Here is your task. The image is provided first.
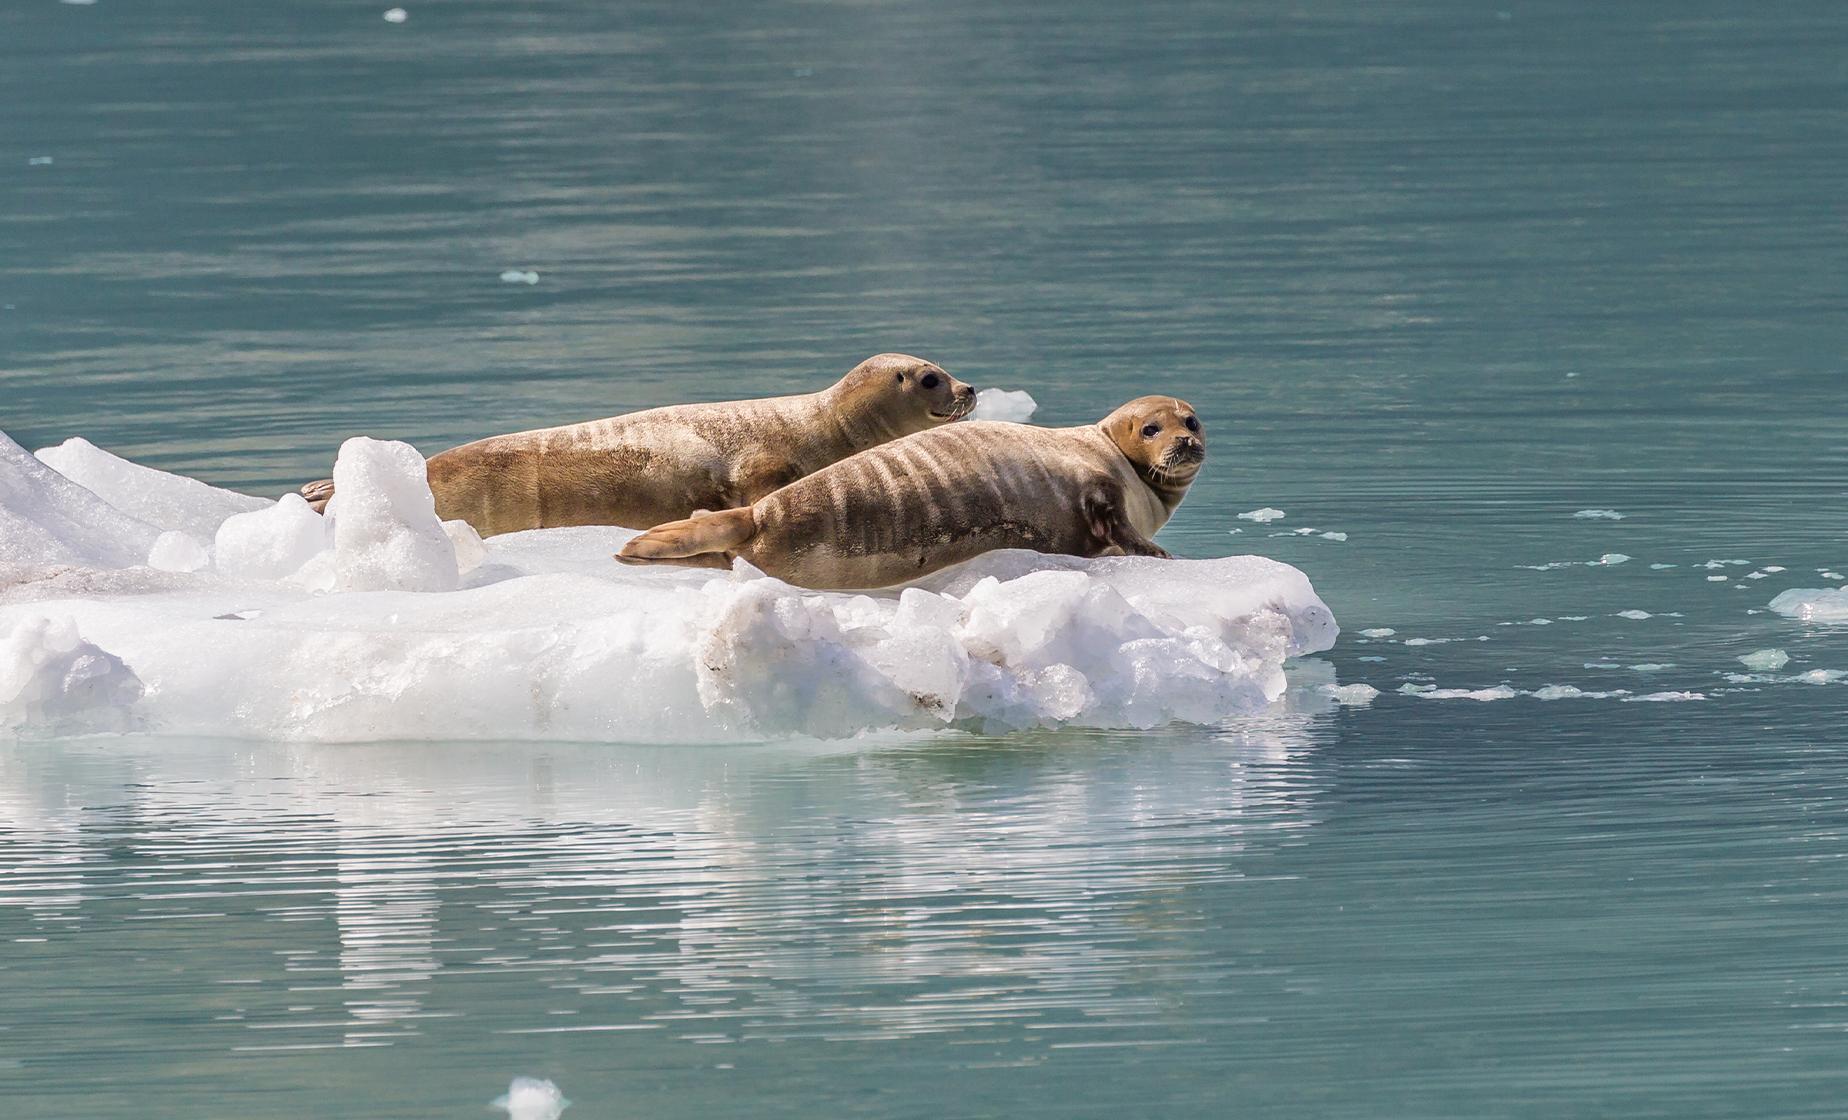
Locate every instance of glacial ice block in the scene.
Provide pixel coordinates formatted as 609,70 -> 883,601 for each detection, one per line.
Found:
0,428 -> 1339,742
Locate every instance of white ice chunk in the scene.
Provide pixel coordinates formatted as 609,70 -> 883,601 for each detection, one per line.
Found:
1238,508 -> 1285,523
383,7 -> 408,22
1320,531 -> 1348,541
1531,685 -> 1629,700
1399,683 -> 1519,702
492,1078 -> 569,1120
36,437 -> 268,539
444,519 -> 486,577
1615,609 -> 1652,620
0,430 -> 160,569
970,388 -> 1038,423
500,269 -> 539,284
1573,509 -> 1625,520
1358,627 -> 1395,638
1739,648 -> 1789,671
1327,683 -> 1379,706
0,615 -> 142,734
1623,691 -> 1705,702
1627,663 -> 1673,671
214,494 -> 330,581
1769,588 -> 1848,625
147,531 -> 211,573
1796,669 -> 1846,685
1596,553 -> 1630,566
331,438 -> 458,593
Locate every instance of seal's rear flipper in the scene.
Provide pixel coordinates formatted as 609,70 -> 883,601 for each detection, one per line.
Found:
616,506 -> 757,568
300,478 -> 335,514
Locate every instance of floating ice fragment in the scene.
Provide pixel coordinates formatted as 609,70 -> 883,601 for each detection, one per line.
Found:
1358,627 -> 1395,638
1559,615 -> 1589,621
1739,649 -> 1789,671
1763,566 -> 1785,573
383,7 -> 408,22
1583,662 -> 1621,669
1290,527 -> 1318,536
1706,575 -> 1728,582
1745,571 -> 1770,580
1823,572 -> 1845,582
1622,691 -> 1705,702
1796,669 -> 1846,685
1319,532 -> 1347,541
493,1078 -> 569,1120
1595,553 -> 1630,566
1769,588 -> 1848,625
499,269 -> 539,284
1358,655 -> 1385,662
970,388 -> 1038,423
1327,683 -> 1379,706
1531,685 -> 1629,700
1627,663 -> 1673,672
1398,683 -> 1519,702
1649,563 -> 1676,570
1237,508 -> 1285,523
28,156 -> 54,165
1573,509 -> 1625,520
1615,610 -> 1652,620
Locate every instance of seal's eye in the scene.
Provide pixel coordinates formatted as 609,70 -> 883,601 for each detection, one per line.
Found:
1183,416 -> 1199,432
920,373 -> 940,390
1141,423 -> 1161,438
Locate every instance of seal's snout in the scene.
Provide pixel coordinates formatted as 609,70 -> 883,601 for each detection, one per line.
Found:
1176,434 -> 1204,458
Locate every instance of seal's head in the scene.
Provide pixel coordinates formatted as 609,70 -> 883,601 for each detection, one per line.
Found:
1101,396 -> 1206,500
837,353 -> 977,432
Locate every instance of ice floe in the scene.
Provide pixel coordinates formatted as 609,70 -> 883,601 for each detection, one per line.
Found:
1573,509 -> 1625,520
1769,588 -> 1848,625
1739,649 -> 1790,671
0,431 -> 1339,741
1237,508 -> 1285,523
493,1078 -> 568,1120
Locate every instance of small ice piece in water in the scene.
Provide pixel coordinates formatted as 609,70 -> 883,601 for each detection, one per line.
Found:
1623,691 -> 1705,703
970,388 -> 1038,423
1528,618 -> 1552,626
1320,531 -> 1348,541
1649,563 -> 1676,570
1290,527 -> 1318,536
1574,509 -> 1625,520
1739,649 -> 1789,671
1238,508 -> 1285,523
500,269 -> 539,284
383,7 -> 408,22
148,530 -> 211,573
1824,572 -> 1845,582
1763,566 -> 1785,573
1358,655 -> 1386,662
1399,683 -> 1519,702
1796,669 -> 1846,685
1769,588 -> 1848,625
1359,628 -> 1396,638
492,1078 -> 569,1120
1328,683 -> 1379,706
1627,663 -> 1673,671
1584,662 -> 1621,670
1595,553 -> 1630,566
28,156 -> 54,165
1615,609 -> 1652,620
1532,685 -> 1628,700
1745,571 -> 1770,580
1226,527 -> 1242,535
1706,575 -> 1728,582
1559,615 -> 1589,621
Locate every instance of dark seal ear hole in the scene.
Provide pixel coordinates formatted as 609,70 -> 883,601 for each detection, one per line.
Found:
920,373 -> 940,390
895,373 -> 905,384
1141,423 -> 1161,438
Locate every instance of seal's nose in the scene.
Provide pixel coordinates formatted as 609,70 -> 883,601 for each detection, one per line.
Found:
955,382 -> 975,401
1177,435 -> 1203,455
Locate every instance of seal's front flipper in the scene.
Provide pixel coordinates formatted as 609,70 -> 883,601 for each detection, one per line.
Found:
616,506 -> 757,567
1082,482 -> 1172,559
300,478 -> 335,514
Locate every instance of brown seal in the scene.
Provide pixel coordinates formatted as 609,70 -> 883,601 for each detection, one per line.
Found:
614,396 -> 1204,590
298,354 -> 974,536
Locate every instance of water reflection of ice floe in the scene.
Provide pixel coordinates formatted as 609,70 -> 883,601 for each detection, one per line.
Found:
1,430 -> 1338,742
0,709 -> 1330,1049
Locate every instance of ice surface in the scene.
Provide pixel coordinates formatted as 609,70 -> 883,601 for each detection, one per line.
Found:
36,436 -> 268,539
492,1078 -> 568,1120
970,388 -> 1038,423
1320,531 -> 1348,542
1739,648 -> 1789,671
1624,691 -> 1705,703
1596,553 -> 1630,566
1359,627 -> 1395,638
383,7 -> 408,22
1616,610 -> 1652,620
1769,588 -> 1848,625
499,269 -> 539,284
1326,683 -> 1379,706
1238,508 -> 1285,523
1573,509 -> 1625,520
0,429 -> 1338,742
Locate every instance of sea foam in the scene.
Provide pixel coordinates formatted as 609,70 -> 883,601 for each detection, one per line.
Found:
0,431 -> 1337,742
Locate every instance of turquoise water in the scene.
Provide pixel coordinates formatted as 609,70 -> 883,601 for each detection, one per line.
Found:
6,0 -> 1848,1115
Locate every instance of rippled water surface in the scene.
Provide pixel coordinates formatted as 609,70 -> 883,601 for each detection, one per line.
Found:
5,0 -> 1848,1115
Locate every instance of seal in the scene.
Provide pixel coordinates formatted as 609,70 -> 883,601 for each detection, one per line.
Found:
298,354 -> 974,536
614,396 -> 1204,590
